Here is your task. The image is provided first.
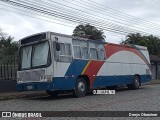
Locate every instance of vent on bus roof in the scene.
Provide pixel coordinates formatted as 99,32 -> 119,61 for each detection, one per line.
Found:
21,33 -> 46,45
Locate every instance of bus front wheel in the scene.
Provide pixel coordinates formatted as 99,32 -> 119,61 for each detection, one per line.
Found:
74,77 -> 87,98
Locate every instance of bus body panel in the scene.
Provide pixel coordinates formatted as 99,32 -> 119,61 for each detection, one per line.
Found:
16,74 -> 151,91
16,32 -> 152,92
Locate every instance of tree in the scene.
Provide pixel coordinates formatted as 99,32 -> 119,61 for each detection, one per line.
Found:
121,33 -> 160,56
121,33 -> 142,44
73,24 -> 106,41
0,30 -> 18,64
0,28 -> 7,39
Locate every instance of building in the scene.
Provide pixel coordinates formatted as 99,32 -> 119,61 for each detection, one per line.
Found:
150,55 -> 160,80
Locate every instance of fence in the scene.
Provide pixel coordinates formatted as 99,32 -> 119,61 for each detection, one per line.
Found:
0,47 -> 18,91
0,63 -> 18,81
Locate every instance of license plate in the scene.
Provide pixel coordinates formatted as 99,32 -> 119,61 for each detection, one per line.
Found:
27,85 -> 33,90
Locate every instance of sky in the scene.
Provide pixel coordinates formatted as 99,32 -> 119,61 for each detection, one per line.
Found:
0,0 -> 160,43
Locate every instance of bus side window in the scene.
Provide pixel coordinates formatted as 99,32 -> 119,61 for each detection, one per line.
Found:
89,42 -> 98,60
90,48 -> 98,59
81,46 -> 89,59
73,39 -> 89,60
89,42 -> 106,60
58,43 -> 72,62
97,49 -> 105,60
73,46 -> 81,58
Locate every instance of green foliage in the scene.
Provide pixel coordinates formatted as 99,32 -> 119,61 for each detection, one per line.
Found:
73,24 -> 106,41
121,33 -> 160,56
0,33 -> 18,64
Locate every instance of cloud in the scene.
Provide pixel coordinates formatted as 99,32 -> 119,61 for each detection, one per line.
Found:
0,10 -> 75,41
0,0 -> 160,43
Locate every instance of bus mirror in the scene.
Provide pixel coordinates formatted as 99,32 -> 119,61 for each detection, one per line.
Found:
56,43 -> 60,51
55,37 -> 60,51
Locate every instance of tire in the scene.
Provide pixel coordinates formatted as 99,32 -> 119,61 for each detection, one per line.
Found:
46,90 -> 58,97
74,77 -> 87,98
127,76 -> 140,90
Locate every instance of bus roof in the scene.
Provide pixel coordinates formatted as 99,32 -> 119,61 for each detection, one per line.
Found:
19,31 -> 147,50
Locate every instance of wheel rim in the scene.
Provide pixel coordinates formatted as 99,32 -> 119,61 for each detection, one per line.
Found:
135,78 -> 139,88
78,82 -> 85,93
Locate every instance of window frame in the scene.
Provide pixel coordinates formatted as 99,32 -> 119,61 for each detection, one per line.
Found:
73,45 -> 82,59
20,45 -> 32,69
89,47 -> 98,60
73,39 -> 89,60
19,40 -> 51,71
72,39 -> 106,61
97,48 -> 106,60
81,46 -> 90,59
58,42 -> 73,63
31,41 -> 50,68
89,42 -> 106,61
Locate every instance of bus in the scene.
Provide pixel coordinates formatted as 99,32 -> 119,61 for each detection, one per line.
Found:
16,32 -> 152,97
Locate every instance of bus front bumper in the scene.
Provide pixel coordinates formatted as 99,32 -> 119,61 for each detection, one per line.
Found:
16,77 -> 76,91
16,82 -> 54,91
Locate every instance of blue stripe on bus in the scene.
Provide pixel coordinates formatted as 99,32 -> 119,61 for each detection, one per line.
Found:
16,75 -> 151,91
65,59 -> 88,77
16,82 -> 54,91
53,77 -> 76,90
92,75 -> 151,88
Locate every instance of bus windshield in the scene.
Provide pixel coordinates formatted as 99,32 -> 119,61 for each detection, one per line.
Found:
20,41 -> 50,70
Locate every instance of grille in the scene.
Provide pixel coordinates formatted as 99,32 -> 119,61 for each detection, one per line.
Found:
18,70 -> 45,82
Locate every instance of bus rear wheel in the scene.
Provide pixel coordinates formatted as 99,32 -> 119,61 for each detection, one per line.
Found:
74,77 -> 87,98
127,76 -> 140,90
46,90 -> 58,97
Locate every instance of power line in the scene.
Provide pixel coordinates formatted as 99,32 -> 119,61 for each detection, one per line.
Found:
60,0 -> 160,31
0,3 -> 125,38
0,2 -> 125,37
85,0 -> 160,28
0,0 -> 131,35
0,3 -> 76,28
4,0 -> 156,35
36,0 -> 160,35
1,0 -> 160,37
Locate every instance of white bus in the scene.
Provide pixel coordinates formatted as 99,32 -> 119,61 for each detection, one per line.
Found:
16,32 -> 152,97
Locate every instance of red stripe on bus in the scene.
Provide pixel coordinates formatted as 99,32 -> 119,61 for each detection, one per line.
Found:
82,60 -> 105,88
105,44 -> 151,70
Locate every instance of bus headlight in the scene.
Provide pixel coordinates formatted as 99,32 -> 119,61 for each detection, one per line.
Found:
17,78 -> 23,84
40,76 -> 52,82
